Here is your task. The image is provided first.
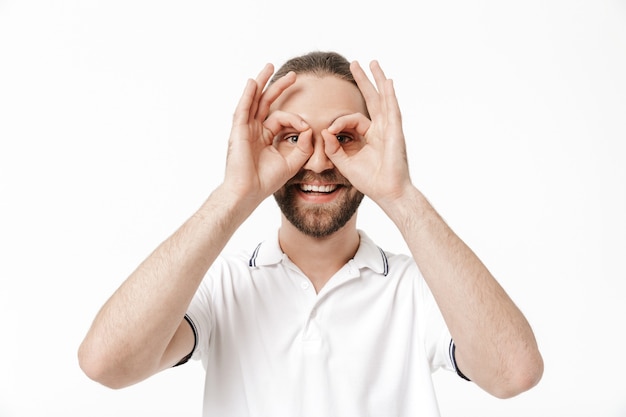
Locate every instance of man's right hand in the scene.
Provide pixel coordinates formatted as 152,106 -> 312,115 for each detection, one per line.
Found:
221,64 -> 313,210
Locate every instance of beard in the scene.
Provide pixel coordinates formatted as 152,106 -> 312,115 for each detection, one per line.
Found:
273,170 -> 364,238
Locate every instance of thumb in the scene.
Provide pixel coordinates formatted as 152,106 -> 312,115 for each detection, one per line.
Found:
322,129 -> 351,170
283,129 -> 314,175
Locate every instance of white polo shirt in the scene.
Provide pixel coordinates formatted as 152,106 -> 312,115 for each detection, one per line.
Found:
186,230 -> 458,417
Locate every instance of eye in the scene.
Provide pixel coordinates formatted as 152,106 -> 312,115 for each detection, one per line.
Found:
336,134 -> 353,144
284,134 -> 299,144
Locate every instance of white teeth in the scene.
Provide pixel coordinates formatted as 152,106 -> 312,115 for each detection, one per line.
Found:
300,184 -> 338,193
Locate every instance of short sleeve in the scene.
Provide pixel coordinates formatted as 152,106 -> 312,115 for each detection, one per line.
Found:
173,315 -> 198,366
449,339 -> 471,381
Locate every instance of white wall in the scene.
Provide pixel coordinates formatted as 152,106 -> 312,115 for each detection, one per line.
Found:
1,0 -> 625,415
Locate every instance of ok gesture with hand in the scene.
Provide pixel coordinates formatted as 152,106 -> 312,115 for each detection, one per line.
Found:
323,60 -> 413,210
223,64 -> 313,209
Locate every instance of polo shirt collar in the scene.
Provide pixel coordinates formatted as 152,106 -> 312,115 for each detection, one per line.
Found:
248,230 -> 389,276
248,231 -> 284,267
353,231 -> 389,276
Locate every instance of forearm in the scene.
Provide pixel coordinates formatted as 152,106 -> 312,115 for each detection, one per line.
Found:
78,63 -> 310,388
381,186 -> 543,398
78,185 -> 254,387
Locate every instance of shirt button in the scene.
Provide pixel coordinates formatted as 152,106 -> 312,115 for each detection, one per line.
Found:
301,281 -> 310,290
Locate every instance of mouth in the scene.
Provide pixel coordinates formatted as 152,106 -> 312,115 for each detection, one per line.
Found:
293,183 -> 345,203
299,184 -> 340,194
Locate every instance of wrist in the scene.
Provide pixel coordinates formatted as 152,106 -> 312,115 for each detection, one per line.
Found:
195,184 -> 260,230
378,185 -> 432,232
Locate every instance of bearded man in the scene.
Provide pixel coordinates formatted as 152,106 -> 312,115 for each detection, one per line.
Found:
78,51 -> 543,417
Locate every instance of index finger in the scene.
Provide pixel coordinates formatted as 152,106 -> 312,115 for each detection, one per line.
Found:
263,110 -> 310,140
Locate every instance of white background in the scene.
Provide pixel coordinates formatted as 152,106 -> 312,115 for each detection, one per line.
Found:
1,0 -> 625,415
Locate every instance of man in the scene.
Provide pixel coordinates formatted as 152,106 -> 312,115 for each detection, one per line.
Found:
78,51 -> 543,416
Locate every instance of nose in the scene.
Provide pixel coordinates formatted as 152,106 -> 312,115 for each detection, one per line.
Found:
303,133 -> 334,173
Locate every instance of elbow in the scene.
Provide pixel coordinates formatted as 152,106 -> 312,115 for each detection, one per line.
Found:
491,350 -> 544,399
77,342 -> 136,390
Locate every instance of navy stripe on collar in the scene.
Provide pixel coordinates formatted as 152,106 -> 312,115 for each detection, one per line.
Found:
249,242 -> 262,267
377,246 -> 389,276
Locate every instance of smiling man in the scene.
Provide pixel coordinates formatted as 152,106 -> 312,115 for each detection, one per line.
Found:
78,51 -> 543,416
272,72 -> 366,244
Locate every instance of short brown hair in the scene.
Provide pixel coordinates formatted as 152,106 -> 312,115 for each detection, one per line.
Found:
270,51 -> 356,86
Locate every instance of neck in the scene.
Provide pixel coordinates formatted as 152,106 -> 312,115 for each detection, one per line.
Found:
278,216 -> 360,293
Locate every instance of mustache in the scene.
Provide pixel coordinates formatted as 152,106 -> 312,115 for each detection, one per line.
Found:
286,169 -> 351,186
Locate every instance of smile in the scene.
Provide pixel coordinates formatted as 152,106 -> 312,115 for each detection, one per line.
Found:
299,184 -> 339,193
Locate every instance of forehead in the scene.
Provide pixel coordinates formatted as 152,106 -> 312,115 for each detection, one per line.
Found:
270,75 -> 366,122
